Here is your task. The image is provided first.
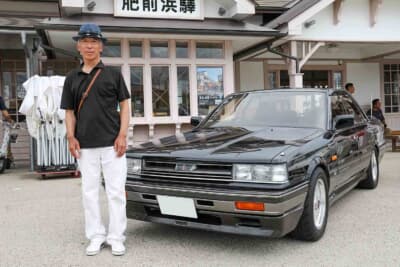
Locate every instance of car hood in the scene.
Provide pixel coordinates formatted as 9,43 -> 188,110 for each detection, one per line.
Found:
128,127 -> 324,163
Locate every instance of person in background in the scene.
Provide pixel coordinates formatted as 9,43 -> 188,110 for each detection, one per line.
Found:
0,95 -> 15,165
345,83 -> 355,94
367,98 -> 391,136
0,96 -> 13,123
367,98 -> 386,127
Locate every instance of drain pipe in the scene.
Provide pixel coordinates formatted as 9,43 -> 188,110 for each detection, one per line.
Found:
266,45 -> 300,73
21,32 -> 31,78
20,31 -> 34,171
233,36 -> 300,73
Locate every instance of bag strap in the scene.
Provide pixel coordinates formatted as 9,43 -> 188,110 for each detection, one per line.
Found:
77,68 -> 102,116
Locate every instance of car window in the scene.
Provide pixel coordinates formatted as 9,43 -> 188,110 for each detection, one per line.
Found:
203,91 -> 327,129
331,94 -> 365,126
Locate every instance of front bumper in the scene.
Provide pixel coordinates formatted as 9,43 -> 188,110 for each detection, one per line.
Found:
126,181 -> 308,237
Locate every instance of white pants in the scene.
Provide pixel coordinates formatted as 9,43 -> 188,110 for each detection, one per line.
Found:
78,146 -> 127,243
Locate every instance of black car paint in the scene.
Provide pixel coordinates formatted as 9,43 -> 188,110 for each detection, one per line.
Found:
125,89 -> 382,237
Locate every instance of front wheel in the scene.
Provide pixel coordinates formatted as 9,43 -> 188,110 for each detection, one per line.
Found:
358,149 -> 379,189
291,167 -> 329,241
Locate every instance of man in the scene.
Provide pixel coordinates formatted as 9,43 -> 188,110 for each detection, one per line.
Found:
0,96 -> 15,166
367,98 -> 387,127
61,24 -> 130,256
345,83 -> 355,94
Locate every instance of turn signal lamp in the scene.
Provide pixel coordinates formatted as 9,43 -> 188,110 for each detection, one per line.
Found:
235,201 -> 265,211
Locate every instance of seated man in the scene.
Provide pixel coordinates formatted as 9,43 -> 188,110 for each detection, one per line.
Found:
367,98 -> 391,136
367,98 -> 386,127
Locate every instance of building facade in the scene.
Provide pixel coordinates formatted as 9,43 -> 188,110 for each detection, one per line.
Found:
35,0 -> 280,145
239,0 -> 400,129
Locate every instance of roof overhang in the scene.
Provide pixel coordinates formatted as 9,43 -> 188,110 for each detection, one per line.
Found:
35,14 -> 284,60
35,15 -> 282,37
0,17 -> 43,31
266,0 -> 331,33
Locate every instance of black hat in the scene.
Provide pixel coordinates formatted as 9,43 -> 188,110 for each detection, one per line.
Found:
72,23 -> 107,42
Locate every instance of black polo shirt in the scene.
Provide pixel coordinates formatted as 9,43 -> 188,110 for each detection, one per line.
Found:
61,61 -> 130,148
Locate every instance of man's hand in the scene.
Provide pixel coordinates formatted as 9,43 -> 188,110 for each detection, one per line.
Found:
114,134 -> 127,157
68,136 -> 81,159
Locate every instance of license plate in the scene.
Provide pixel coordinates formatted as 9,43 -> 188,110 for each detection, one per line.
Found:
157,195 -> 198,219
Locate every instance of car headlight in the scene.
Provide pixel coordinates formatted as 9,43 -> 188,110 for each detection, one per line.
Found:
127,158 -> 142,175
233,164 -> 288,183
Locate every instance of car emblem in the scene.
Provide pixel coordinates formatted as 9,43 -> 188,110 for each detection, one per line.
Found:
175,163 -> 197,172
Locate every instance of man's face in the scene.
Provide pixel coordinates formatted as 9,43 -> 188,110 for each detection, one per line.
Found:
77,37 -> 103,61
376,101 -> 381,109
348,86 -> 355,94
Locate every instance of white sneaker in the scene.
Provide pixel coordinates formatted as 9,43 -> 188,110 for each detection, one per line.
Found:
86,238 -> 105,256
109,241 -> 125,256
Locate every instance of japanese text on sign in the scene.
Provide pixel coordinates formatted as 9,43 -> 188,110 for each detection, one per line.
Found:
114,0 -> 203,20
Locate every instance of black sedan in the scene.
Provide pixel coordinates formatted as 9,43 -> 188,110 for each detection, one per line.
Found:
125,89 -> 384,241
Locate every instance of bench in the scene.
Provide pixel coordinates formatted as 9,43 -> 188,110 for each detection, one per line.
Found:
389,130 -> 400,152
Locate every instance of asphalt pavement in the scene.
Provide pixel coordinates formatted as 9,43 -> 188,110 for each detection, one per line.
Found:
0,153 -> 399,267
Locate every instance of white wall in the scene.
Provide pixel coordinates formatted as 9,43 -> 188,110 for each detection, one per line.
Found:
346,63 -> 380,106
291,0 -> 400,42
239,61 -> 264,91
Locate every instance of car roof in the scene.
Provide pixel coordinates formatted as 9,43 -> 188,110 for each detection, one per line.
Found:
235,88 -> 337,95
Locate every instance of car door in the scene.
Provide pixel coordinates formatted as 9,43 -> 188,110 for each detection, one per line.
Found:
330,93 -> 363,189
345,95 -> 372,172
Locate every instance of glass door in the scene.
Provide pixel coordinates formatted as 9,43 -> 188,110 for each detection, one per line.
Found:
1,60 -> 27,122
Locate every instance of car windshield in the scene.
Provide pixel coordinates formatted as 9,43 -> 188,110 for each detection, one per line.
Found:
201,91 -> 327,129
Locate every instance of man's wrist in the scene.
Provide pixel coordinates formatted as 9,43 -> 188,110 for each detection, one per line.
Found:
118,130 -> 128,138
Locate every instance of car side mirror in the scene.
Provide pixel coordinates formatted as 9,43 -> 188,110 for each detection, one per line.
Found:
190,116 -> 202,127
334,114 -> 354,130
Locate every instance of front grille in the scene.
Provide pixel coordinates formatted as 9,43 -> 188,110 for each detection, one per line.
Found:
141,157 -> 233,183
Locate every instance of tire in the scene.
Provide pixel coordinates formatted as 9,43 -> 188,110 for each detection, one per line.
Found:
0,158 -> 6,174
291,167 -> 329,241
358,149 -> 379,189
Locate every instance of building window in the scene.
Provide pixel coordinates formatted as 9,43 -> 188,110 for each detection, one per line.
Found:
304,71 -> 329,88
151,41 -> 169,58
268,71 -> 277,89
176,41 -> 189,58
129,41 -> 143,58
279,70 -> 330,88
131,66 -> 144,117
333,71 -> 343,90
42,60 -> 79,76
108,65 -> 122,72
1,60 -> 26,121
177,66 -> 190,116
102,40 -> 121,57
197,66 -> 223,116
152,66 -> 170,116
196,42 -> 224,59
383,64 -> 400,113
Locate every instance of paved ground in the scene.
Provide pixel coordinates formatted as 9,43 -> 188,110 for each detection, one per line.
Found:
0,153 -> 399,267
